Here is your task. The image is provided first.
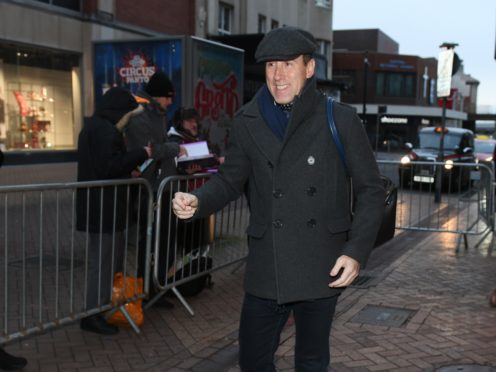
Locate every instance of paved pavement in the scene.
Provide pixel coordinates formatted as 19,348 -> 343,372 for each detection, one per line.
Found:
1,161 -> 496,372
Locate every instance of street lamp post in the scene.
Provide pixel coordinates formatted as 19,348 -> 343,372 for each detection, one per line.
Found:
362,50 -> 369,126
434,42 -> 458,203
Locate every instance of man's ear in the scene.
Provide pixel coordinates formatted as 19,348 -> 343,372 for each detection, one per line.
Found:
305,58 -> 316,79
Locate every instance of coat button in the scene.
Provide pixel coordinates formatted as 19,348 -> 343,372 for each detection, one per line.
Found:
306,186 -> 316,196
273,189 -> 283,198
272,219 -> 283,229
307,219 -> 316,228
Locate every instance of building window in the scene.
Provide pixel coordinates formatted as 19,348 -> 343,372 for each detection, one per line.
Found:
258,14 -> 267,33
376,72 -> 416,97
32,0 -> 81,12
0,43 -> 81,151
271,19 -> 279,30
218,2 -> 233,35
317,40 -> 330,57
334,69 -> 357,94
315,0 -> 331,8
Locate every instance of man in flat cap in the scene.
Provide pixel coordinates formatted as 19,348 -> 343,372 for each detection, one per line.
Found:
172,27 -> 384,371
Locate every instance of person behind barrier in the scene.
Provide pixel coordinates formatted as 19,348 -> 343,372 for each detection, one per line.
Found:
125,71 -> 186,308
76,87 -> 151,335
172,27 -> 385,371
168,108 -> 219,261
168,107 -> 222,173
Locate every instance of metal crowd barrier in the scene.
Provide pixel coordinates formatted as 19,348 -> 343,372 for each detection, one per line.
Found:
0,178 -> 154,344
149,173 -> 249,315
377,159 -> 494,250
3,160 -> 492,342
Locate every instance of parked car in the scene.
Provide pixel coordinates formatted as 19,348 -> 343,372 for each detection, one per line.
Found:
399,127 -> 475,190
474,138 -> 496,163
474,138 -> 496,178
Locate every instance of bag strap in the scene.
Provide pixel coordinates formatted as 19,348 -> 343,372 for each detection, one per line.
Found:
327,97 -> 354,214
326,97 -> 347,173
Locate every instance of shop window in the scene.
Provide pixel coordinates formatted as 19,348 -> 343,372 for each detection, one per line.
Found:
0,44 -> 81,151
218,3 -> 233,35
333,69 -> 356,94
376,72 -> 416,97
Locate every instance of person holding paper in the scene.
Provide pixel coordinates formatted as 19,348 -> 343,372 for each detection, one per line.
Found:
168,108 -> 219,256
168,107 -> 220,174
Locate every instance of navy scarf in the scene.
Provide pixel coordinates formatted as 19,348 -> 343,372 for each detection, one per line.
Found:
257,85 -> 290,142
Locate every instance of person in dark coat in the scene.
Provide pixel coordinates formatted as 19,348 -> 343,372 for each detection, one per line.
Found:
125,72 -> 186,308
172,27 -> 385,371
125,71 -> 186,190
76,87 -> 150,334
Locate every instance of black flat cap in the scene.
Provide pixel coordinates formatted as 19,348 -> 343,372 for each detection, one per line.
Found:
255,26 -> 318,63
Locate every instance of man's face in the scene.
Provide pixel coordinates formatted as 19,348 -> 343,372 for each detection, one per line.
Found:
265,55 -> 315,104
156,96 -> 173,111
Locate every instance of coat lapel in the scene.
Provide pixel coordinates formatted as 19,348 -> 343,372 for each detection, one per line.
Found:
242,97 -> 283,166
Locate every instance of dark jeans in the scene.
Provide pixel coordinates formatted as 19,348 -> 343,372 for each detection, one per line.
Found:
239,293 -> 339,372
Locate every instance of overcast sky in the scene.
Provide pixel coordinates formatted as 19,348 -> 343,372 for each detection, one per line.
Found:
332,0 -> 496,113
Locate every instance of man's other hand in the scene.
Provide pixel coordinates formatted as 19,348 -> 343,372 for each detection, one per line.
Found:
329,255 -> 360,288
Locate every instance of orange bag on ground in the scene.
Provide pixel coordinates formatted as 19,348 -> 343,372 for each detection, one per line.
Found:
107,272 -> 144,327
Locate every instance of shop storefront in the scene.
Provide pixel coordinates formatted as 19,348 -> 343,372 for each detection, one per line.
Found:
364,112 -> 468,153
0,42 -> 81,153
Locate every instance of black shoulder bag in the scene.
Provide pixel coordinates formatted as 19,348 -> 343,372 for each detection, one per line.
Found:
326,97 -> 397,247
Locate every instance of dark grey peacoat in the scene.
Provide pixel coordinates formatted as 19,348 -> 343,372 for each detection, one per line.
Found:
192,77 -> 385,304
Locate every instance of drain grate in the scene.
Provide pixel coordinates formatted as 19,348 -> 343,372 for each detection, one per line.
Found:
350,304 -> 416,327
8,255 -> 84,272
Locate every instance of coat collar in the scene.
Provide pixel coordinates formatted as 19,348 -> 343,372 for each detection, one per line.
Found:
240,77 -> 321,165
283,77 -> 320,145
242,90 -> 282,165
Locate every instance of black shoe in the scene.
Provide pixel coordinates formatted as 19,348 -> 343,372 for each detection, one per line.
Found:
80,315 -> 119,335
0,347 -> 28,371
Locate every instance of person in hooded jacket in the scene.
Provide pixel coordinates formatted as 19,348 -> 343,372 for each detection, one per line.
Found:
76,87 -> 151,335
